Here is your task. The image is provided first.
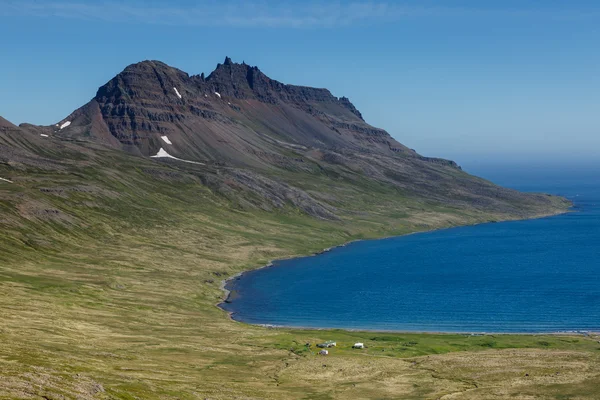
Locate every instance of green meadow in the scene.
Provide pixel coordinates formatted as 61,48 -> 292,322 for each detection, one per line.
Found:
2,144 -> 595,399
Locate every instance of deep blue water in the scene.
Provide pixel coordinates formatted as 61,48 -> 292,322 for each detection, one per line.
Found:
222,169 -> 600,332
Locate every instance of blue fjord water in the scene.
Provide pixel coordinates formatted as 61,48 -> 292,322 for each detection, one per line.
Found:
222,170 -> 600,332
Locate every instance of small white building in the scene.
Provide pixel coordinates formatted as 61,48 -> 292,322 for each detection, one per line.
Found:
353,343 -> 364,349
319,350 -> 329,356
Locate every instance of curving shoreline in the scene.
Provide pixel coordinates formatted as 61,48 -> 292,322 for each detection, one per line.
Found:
217,207 -> 574,334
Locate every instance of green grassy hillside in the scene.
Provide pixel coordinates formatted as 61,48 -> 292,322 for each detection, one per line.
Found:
2,128 -> 595,400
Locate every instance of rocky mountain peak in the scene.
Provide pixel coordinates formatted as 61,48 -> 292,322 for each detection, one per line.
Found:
204,58 -> 274,101
203,58 -> 364,118
93,57 -> 365,121
95,59 -> 190,105
59,57 -> 406,163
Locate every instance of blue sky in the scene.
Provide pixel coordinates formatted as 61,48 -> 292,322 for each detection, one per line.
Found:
1,0 -> 598,165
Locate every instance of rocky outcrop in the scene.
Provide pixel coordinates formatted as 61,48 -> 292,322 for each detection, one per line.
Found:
419,156 -> 462,170
338,97 -> 364,121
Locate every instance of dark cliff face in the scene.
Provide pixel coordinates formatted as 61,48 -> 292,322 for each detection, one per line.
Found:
201,57 -> 363,116
92,61 -> 192,153
60,57 -> 414,166
95,57 -> 363,116
202,58 -> 277,101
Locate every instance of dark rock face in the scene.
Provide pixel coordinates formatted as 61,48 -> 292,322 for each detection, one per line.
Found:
338,97 -> 364,121
63,57 -> 416,167
93,61 -> 192,154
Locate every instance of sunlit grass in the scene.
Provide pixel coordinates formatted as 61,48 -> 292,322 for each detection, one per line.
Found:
0,145 -> 584,399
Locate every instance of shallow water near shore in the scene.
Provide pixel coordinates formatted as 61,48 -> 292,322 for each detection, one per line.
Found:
222,168 -> 600,333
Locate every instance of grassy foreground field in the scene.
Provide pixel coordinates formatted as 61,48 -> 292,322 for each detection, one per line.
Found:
2,142 -> 597,399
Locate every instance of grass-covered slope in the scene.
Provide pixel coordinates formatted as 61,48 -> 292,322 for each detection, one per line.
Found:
1,122 -> 594,400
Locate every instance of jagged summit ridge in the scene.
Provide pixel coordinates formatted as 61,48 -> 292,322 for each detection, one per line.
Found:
59,57 -> 406,163
97,57 -> 364,118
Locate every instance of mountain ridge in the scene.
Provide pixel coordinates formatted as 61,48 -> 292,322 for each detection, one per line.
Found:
49,57 -> 414,165
1,57 -> 570,223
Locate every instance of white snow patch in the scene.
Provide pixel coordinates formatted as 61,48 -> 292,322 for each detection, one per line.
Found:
173,87 -> 182,99
40,134 -> 49,137
215,92 -> 221,98
204,94 -> 208,98
228,102 -> 231,105
59,121 -> 71,129
0,177 -> 13,183
161,135 -> 172,145
151,148 -> 205,165
152,148 -> 174,159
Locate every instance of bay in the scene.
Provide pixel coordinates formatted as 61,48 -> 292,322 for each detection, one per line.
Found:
222,168 -> 600,333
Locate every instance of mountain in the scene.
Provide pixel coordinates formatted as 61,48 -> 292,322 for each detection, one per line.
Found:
55,57 -> 413,165
0,58 -> 573,399
14,56 -> 564,220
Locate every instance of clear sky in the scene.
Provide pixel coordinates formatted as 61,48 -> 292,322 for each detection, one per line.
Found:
1,0 -> 598,165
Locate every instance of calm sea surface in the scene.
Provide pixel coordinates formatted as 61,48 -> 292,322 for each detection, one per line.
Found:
222,168 -> 600,332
